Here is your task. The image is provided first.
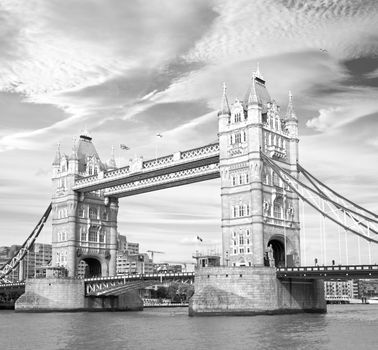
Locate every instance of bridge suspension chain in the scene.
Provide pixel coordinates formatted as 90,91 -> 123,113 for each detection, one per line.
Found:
261,153 -> 378,244
0,203 -> 52,284
298,164 -> 378,222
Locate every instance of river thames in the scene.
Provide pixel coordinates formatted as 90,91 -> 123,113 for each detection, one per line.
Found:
1,304 -> 378,349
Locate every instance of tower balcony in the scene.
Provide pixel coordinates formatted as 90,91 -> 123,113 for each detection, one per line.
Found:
266,145 -> 286,159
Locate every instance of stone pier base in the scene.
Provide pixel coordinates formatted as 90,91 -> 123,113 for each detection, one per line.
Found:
189,267 -> 326,316
15,278 -> 143,312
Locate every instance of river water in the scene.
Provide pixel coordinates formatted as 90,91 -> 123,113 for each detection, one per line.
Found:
1,305 -> 378,350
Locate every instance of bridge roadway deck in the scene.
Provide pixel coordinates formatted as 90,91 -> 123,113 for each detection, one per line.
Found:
277,264 -> 378,279
3,266 -> 378,294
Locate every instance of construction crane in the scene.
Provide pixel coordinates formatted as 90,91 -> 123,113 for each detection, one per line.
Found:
147,250 -> 164,262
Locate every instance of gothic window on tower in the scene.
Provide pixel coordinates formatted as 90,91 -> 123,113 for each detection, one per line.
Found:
88,165 -> 93,175
235,113 -> 242,123
235,132 -> 241,144
78,206 -> 85,218
273,198 -> 283,219
239,205 -> 245,217
239,235 -> 244,245
88,226 -> 98,242
89,207 -> 98,220
99,229 -> 105,243
232,176 -> 236,186
245,173 -> 249,183
80,227 -> 87,241
232,206 -> 237,218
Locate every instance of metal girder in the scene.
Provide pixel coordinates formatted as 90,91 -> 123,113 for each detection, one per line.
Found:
261,153 -> 378,244
0,204 -> 52,283
104,163 -> 220,198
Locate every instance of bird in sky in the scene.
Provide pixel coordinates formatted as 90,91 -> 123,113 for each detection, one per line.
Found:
319,48 -> 328,53
156,133 -> 163,138
120,144 -> 130,150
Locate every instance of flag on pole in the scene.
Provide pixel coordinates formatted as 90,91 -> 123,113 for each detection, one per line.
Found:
120,144 -> 130,150
196,235 -> 203,242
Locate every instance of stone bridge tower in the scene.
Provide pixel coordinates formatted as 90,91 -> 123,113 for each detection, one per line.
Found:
218,68 -> 300,268
51,132 -> 118,278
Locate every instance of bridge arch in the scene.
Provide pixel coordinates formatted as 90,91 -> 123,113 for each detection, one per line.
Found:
267,236 -> 285,267
78,257 -> 103,278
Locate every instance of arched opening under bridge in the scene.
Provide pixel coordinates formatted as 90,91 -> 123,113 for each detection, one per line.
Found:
267,239 -> 285,267
80,258 -> 102,278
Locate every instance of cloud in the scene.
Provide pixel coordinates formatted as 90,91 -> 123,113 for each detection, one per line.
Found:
305,91 -> 378,132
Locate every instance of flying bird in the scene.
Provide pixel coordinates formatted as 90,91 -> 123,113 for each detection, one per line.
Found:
120,144 -> 130,150
156,133 -> 163,138
320,48 -> 328,53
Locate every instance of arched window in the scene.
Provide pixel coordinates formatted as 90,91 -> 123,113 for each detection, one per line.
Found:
89,207 -> 97,219
239,174 -> 243,185
245,173 -> 249,183
232,176 -> 236,186
88,227 -> 97,242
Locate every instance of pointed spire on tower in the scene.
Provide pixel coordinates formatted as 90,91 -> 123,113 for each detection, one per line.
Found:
286,90 -> 297,121
255,62 -> 264,80
70,137 -> 78,160
80,127 -> 92,141
248,75 -> 261,107
52,143 -> 61,165
218,82 -> 231,116
108,145 -> 117,170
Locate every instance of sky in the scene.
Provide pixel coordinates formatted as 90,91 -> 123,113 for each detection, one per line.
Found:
0,0 -> 378,266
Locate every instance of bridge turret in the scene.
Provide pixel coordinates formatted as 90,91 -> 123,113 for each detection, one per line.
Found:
218,82 -> 231,132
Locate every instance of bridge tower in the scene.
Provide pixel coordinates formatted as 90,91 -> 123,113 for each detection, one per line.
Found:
51,131 -> 118,278
218,68 -> 300,268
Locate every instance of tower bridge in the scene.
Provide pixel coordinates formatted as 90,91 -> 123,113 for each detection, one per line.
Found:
1,66 -> 378,315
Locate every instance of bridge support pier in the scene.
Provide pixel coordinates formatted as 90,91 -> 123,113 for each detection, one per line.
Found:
189,267 -> 326,316
15,278 -> 143,312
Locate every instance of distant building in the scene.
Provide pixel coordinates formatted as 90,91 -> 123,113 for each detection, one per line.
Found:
0,243 -> 52,280
324,280 -> 358,302
116,253 -> 152,274
153,263 -> 183,274
117,234 -> 139,254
